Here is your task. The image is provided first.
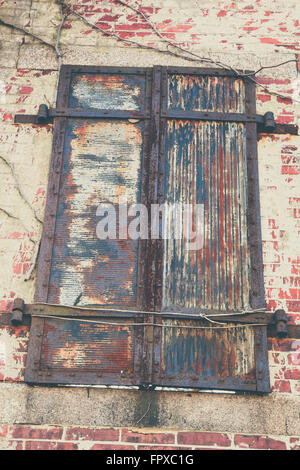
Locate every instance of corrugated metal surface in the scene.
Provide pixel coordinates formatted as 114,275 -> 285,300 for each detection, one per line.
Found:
40,318 -> 134,372
159,322 -> 255,379
47,118 -> 144,307
168,74 -> 245,113
162,120 -> 250,312
25,66 -> 269,391
70,73 -> 146,111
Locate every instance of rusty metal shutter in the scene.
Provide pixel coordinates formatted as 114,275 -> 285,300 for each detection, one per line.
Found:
25,67 -> 153,386
147,68 -> 268,392
25,66 -> 269,392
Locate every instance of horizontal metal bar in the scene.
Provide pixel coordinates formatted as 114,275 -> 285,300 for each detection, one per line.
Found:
152,375 -> 257,392
163,110 -> 253,122
162,111 -> 298,135
14,114 -> 42,124
61,64 -> 151,75
258,123 -> 298,135
31,304 -> 138,319
1,310 -> 300,337
14,109 -> 149,124
51,109 -> 149,119
4,300 -> 273,323
165,66 -> 254,77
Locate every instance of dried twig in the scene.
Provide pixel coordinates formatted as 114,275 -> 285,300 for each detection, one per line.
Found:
0,155 -> 43,225
0,18 -> 56,51
55,1 -> 68,70
24,239 -> 41,281
62,0 -> 299,104
114,0 -> 242,75
0,2 -> 298,103
0,207 -> 36,245
115,0 -> 298,78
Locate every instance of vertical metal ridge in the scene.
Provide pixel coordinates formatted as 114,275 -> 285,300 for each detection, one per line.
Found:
162,120 -> 250,313
168,75 -> 245,113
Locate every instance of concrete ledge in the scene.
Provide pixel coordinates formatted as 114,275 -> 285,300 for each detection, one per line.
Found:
1,383 -> 299,436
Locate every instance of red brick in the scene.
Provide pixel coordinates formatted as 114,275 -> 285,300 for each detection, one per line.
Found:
91,444 -> 135,450
234,435 -> 287,450
0,425 -> 8,438
11,425 -> 63,440
115,23 -> 151,31
282,166 -> 300,175
122,429 -> 175,444
65,427 -> 119,441
268,339 -> 300,352
287,301 -> 300,312
290,438 -> 300,450
177,432 -> 231,447
6,440 -> 24,450
288,353 -> 300,365
25,441 -> 78,450
260,37 -> 280,44
257,94 -> 271,102
272,380 -> 291,393
284,368 -> 300,380
19,86 -> 33,94
137,446 -> 190,450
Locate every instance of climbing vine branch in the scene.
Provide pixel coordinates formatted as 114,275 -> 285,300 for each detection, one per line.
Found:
0,0 -> 299,103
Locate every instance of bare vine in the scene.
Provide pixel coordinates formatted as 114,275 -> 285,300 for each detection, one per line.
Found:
0,0 -> 299,103
61,0 -> 300,104
0,207 -> 36,245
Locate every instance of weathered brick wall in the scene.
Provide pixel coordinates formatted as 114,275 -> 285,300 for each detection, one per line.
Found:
1,424 -> 299,450
0,0 -> 299,450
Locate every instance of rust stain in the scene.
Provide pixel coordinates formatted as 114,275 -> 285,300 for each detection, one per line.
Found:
70,73 -> 146,111
160,321 -> 255,379
168,74 -> 245,113
41,319 -> 134,372
162,120 -> 250,312
47,119 -> 144,307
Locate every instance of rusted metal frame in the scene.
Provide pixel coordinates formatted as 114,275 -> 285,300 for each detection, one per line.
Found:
149,67 -> 169,386
155,67 -> 169,312
162,110 -> 250,122
138,66 -> 163,386
3,310 -> 300,340
245,79 -> 270,392
135,70 -> 153,384
164,111 -> 298,135
7,301 -> 274,322
60,65 -> 152,75
34,118 -> 67,303
57,109 -> 149,119
257,123 -> 298,136
14,112 -> 298,137
245,79 -> 265,310
14,109 -> 149,125
31,304 -> 137,318
27,66 -> 153,386
26,369 -> 140,387
25,116 -> 68,383
152,374 -> 257,392
253,325 -> 270,392
165,66 -> 253,77
133,69 -> 152,310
